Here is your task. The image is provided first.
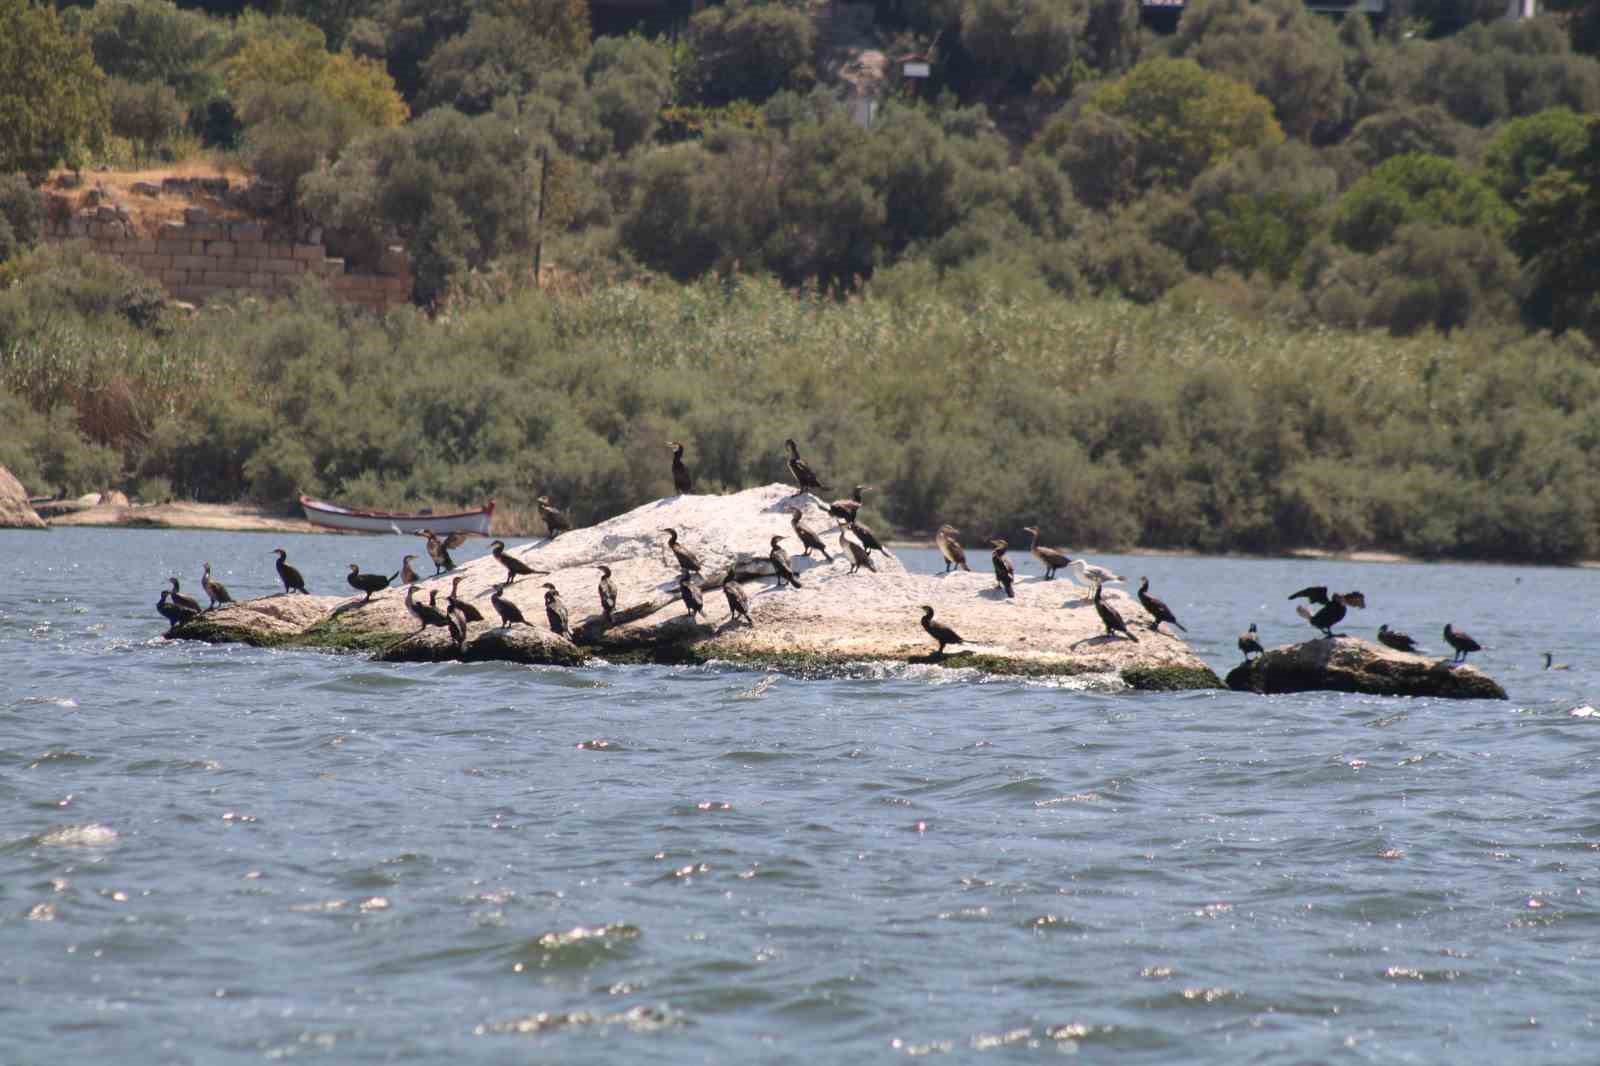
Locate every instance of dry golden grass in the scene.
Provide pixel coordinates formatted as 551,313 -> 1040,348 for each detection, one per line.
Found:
48,159 -> 257,237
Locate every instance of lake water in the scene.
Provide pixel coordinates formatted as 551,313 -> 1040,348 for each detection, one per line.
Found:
3,528 -> 1598,1064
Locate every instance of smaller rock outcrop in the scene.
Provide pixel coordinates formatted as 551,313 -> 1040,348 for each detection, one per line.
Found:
1225,636 -> 1506,700
0,465 -> 45,529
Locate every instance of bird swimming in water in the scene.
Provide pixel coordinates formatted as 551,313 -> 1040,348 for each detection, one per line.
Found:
990,539 -> 1015,599
537,496 -> 572,539
1543,652 -> 1570,671
723,572 -> 753,626
678,573 -> 706,621
597,566 -> 618,626
398,554 -> 422,585
768,536 -> 802,590
787,507 -> 831,561
1238,622 -> 1263,661
542,583 -> 571,639
1293,588 -> 1364,638
919,605 -> 965,656
828,485 -> 870,523
489,583 -> 531,630
1093,581 -> 1138,642
200,563 -> 232,609
1021,527 -> 1072,581
1136,577 -> 1186,634
418,529 -> 466,574
405,585 -> 451,635
667,441 -> 693,495
167,577 -> 203,616
783,438 -> 828,495
1068,558 -> 1122,590
157,588 -> 199,627
271,549 -> 307,594
347,564 -> 391,603
935,525 -> 969,573
490,540 -> 544,584
1443,623 -> 1482,664
1376,624 -> 1422,654
662,528 -> 703,575
448,576 -> 484,623
837,523 -> 876,574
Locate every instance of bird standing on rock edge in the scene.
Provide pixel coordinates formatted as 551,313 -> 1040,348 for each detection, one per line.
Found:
347,564 -> 391,603
1093,581 -> 1138,642
784,438 -> 828,495
935,525 -> 969,573
1136,577 -> 1186,634
489,583 -> 531,630
398,554 -> 422,585
919,605 -> 965,657
723,573 -> 753,626
405,585 -> 451,635
157,588 -> 198,627
678,573 -> 706,621
490,540 -> 544,584
837,523 -> 876,574
1021,527 -> 1071,581
1376,624 -> 1421,654
662,528 -> 703,575
271,549 -> 307,594
537,496 -> 572,540
201,563 -> 232,609
418,529 -> 465,575
667,441 -> 693,495
1292,587 -> 1365,638
448,577 -> 484,623
597,566 -> 618,626
168,577 -> 203,616
788,507 -> 832,561
828,485 -> 870,524
1238,623 -> 1263,661
1443,623 -> 1482,664
542,583 -> 571,639
990,540 -> 1015,599
768,536 -> 802,590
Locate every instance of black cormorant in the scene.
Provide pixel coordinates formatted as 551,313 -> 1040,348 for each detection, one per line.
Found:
935,525 -> 969,573
919,605 -> 965,656
1295,590 -> 1364,638
157,588 -> 199,627
405,585 -> 451,635
1238,622 -> 1263,661
490,539 -> 544,583
1443,623 -> 1482,664
768,536 -> 802,590
668,441 -> 693,495
168,577 -> 203,616
271,549 -> 307,594
837,523 -> 876,574
783,438 -> 828,494
828,485 -> 870,523
597,565 -> 618,626
448,576 -> 485,623
542,583 -> 571,638
419,529 -> 466,574
990,540 -> 1015,599
1021,527 -> 1072,581
537,496 -> 572,539
201,563 -> 232,609
848,518 -> 892,558
662,528 -> 703,575
347,564 -> 390,602
787,507 -> 831,560
723,574 -> 753,626
1137,577 -> 1187,634
446,602 -> 468,649
678,573 -> 706,621
398,554 -> 422,585
489,583 -> 531,630
1094,581 -> 1138,642
1377,624 -> 1421,654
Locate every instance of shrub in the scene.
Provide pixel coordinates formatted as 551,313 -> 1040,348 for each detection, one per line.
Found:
0,0 -> 110,180
1032,107 -> 1137,210
416,13 -> 558,115
586,36 -> 674,154
0,173 -> 43,265
1482,106 -> 1590,204
685,1 -> 815,106
959,0 -> 1088,90
108,77 -> 187,159
1331,152 -> 1512,254
72,0 -> 225,104
1341,104 -> 1474,169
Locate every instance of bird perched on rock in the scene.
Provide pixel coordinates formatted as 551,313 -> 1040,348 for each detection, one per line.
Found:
405,585 -> 451,635
828,485 -> 870,523
1093,581 -> 1138,642
667,441 -> 693,495
1022,527 -> 1072,581
1292,587 -> 1365,638
448,576 -> 484,623
347,564 -> 391,603
446,602 -> 469,650
723,573 -> 753,626
787,507 -> 831,560
662,528 -> 703,575
490,540 -> 544,584
271,549 -> 307,594
1377,624 -> 1422,654
935,525 -> 969,573
597,565 -> 618,626
848,518 -> 892,558
157,588 -> 199,627
837,523 -> 876,574
1137,577 -> 1186,634
768,536 -> 802,590
990,539 -> 1015,599
537,496 -> 572,539
919,605 -> 965,656
1068,558 -> 1122,590
418,529 -> 466,574
398,554 -> 422,585
167,577 -> 203,616
784,438 -> 828,495
678,573 -> 706,621
1238,622 -> 1263,661
489,583 -> 531,630
200,563 -> 232,609
1443,623 -> 1482,664
542,583 -> 570,639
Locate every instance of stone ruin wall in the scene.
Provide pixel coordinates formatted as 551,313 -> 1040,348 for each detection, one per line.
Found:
39,178 -> 413,314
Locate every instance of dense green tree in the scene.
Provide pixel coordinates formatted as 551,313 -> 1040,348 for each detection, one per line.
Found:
685,0 -> 815,106
1341,104 -> 1473,170
1399,18 -> 1600,126
1512,116 -> 1600,336
1482,106 -> 1589,204
1331,152 -> 1512,254
959,0 -> 1087,90
70,0 -> 224,103
1184,141 -> 1337,279
1033,107 -> 1137,210
585,35 -> 673,154
415,13 -> 556,114
0,172 -> 43,264
108,76 -> 187,158
0,0 -> 110,180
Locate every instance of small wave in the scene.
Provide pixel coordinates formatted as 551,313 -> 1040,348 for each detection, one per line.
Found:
18,696 -> 78,708
475,1004 -> 680,1036
37,824 -> 117,848
1570,705 -> 1599,718
506,923 -> 642,972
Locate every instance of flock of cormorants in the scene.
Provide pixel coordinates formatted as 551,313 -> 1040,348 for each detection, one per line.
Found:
152,438 -> 1506,667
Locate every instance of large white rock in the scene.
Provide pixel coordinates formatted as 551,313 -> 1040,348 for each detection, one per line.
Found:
0,465 -> 45,529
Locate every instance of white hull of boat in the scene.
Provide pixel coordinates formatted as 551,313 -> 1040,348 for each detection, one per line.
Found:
298,496 -> 494,536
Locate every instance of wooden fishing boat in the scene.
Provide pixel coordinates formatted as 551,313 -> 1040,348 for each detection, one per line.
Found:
298,495 -> 495,536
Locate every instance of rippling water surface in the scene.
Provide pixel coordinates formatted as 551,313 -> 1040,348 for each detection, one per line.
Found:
4,528 -> 1599,1063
